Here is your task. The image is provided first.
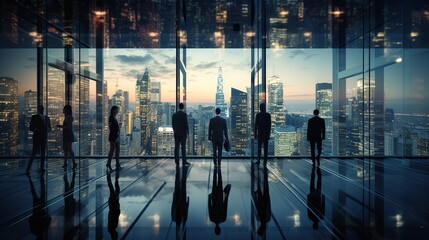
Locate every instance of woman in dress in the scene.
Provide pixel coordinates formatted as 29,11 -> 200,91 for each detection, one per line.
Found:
58,105 -> 77,169
106,106 -> 121,171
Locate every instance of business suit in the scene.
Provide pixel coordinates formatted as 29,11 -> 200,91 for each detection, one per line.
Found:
307,115 -> 325,166
27,113 -> 51,172
172,109 -> 189,164
208,168 -> 231,235
208,115 -> 228,166
255,110 -> 271,164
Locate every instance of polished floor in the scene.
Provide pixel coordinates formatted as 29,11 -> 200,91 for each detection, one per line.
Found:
0,157 -> 428,239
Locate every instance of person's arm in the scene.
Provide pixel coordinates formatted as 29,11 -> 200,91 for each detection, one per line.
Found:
307,119 -> 311,141
321,119 -> 326,140
224,119 -> 229,140
47,116 -> 52,131
29,116 -> 35,131
208,119 -> 212,141
254,114 -> 258,140
268,113 -> 272,138
185,114 -> 189,136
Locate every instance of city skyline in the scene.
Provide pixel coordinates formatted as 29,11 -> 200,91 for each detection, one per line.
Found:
1,48 -> 334,106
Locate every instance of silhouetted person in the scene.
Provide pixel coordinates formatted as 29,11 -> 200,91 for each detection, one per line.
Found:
307,167 -> 325,230
107,106 -> 121,172
254,103 -> 271,165
57,105 -> 77,169
307,109 -> 325,166
253,166 -> 272,236
27,174 -> 51,239
63,170 -> 77,239
208,168 -> 231,235
172,103 -> 190,166
107,171 -> 121,240
171,165 -> 189,234
26,105 -> 51,173
208,108 -> 229,167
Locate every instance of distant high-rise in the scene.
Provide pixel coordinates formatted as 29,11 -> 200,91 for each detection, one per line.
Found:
157,126 -> 174,156
315,82 -> 332,155
0,77 -> 18,155
23,90 -> 37,154
230,88 -> 248,155
47,68 -> 65,156
151,82 -> 161,103
274,125 -> 297,156
215,67 -> 227,118
136,69 -> 151,153
268,75 -> 285,127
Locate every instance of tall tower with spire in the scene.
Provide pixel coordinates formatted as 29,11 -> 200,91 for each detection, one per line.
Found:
215,67 -> 227,117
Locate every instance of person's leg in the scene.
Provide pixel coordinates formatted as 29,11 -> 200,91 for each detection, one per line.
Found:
212,142 -> 217,165
217,141 -> 223,166
174,135 -> 180,164
63,142 -> 69,168
316,141 -> 322,166
40,143 -> 46,171
263,140 -> 269,165
180,136 -> 187,164
310,141 -> 316,165
26,144 -> 38,172
106,141 -> 115,170
115,142 -> 121,168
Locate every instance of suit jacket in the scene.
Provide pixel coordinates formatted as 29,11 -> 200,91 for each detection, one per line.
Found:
307,116 -> 325,142
29,114 -> 51,143
255,112 -> 271,141
208,116 -> 228,142
172,110 -> 189,137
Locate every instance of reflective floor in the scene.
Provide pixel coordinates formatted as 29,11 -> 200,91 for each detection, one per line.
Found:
0,157 -> 428,239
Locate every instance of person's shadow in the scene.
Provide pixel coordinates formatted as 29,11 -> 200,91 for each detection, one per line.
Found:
63,170 -> 77,239
171,165 -> 190,239
107,171 -> 121,240
253,166 -> 271,236
307,166 -> 325,230
27,173 -> 51,239
208,167 -> 231,235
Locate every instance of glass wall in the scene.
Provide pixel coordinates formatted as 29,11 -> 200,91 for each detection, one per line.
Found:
0,0 -> 428,159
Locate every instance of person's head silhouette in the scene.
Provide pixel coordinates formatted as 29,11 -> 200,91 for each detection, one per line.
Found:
260,103 -> 266,113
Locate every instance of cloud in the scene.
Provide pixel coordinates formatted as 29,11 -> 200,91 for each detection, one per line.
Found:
289,49 -> 313,60
115,54 -> 159,65
194,61 -> 218,70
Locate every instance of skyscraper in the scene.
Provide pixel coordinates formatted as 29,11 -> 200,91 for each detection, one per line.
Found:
230,88 -> 248,155
0,77 -> 18,155
315,83 -> 332,155
268,75 -> 285,127
215,67 -> 227,118
136,69 -> 151,154
23,90 -> 37,154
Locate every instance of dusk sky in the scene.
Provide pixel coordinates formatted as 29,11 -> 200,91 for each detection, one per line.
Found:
2,48 -> 333,104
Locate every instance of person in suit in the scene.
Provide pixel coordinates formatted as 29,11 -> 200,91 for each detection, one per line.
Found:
307,109 -> 325,166
307,167 -> 325,230
27,174 -> 51,239
208,107 -> 229,167
172,103 -> 190,165
26,105 -> 52,173
107,171 -> 121,239
254,103 -> 271,165
57,105 -> 77,169
208,168 -> 231,235
107,106 -> 121,172
171,165 -> 189,235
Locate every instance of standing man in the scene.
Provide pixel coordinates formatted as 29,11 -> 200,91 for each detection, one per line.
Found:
172,103 -> 190,165
26,105 -> 51,173
254,103 -> 271,165
208,107 -> 229,167
307,109 -> 325,166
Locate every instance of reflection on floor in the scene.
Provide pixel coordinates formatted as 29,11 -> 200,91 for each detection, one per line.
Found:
0,157 -> 428,239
